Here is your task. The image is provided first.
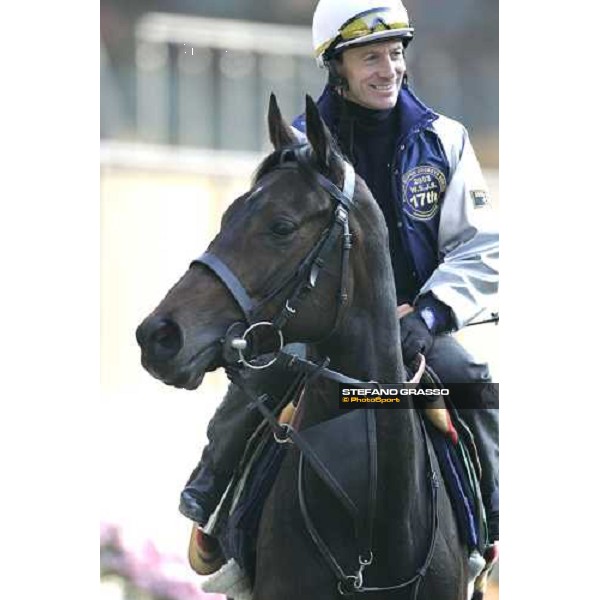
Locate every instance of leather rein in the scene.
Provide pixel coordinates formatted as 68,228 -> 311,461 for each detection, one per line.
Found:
190,145 -> 439,597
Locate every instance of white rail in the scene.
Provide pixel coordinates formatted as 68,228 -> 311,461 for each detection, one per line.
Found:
136,13 -> 312,56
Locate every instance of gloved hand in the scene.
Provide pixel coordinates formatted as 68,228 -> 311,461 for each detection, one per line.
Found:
400,311 -> 434,363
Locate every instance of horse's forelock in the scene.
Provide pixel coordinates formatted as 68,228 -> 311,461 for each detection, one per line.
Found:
252,150 -> 284,184
252,142 -> 346,191
252,145 -> 307,184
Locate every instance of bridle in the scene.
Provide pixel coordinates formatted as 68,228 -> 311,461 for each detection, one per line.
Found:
191,144 -> 356,369
190,144 -> 439,598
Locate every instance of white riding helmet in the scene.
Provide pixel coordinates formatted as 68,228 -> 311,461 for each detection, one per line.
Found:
313,0 -> 414,67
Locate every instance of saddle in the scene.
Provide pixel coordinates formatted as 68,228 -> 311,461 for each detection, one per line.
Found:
206,368 -> 487,586
409,363 -> 488,555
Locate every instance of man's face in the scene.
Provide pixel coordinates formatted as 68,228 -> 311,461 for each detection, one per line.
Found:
336,40 -> 406,110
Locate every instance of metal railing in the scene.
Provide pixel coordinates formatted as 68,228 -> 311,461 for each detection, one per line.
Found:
134,13 -> 323,151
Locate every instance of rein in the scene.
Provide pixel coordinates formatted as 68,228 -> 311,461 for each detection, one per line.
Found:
192,144 -> 439,597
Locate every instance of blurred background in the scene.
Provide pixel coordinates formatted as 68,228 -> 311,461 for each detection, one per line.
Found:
100,1 -> 498,599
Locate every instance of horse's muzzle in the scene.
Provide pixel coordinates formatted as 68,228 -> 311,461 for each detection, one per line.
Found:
136,315 -> 224,389
136,316 -> 184,363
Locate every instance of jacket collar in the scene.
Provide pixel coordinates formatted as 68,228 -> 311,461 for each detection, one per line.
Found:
309,81 -> 438,143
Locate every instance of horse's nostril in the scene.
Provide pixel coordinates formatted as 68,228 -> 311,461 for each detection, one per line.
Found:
137,317 -> 183,363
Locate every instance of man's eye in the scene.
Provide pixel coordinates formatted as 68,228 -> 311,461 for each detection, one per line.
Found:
271,220 -> 297,236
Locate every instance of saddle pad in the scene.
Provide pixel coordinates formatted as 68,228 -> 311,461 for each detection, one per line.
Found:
426,421 -> 485,553
208,398 -> 289,538
222,431 -> 286,584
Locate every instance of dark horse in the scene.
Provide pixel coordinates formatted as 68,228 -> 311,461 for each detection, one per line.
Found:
136,95 -> 469,599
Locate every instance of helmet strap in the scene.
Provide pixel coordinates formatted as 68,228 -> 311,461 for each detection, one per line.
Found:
325,57 -> 349,94
338,97 -> 356,164
324,59 -> 354,161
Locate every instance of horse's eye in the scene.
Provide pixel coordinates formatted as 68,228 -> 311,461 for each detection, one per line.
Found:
270,220 -> 297,237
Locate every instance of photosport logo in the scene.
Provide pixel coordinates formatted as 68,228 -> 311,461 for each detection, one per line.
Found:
338,384 -> 499,409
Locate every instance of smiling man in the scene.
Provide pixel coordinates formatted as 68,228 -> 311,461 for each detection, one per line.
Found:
334,40 -> 406,110
292,0 -> 500,552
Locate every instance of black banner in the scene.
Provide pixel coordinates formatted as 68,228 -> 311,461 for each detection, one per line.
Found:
337,383 -> 499,410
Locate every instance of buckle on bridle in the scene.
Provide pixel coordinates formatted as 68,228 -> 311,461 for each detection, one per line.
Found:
335,205 -> 349,224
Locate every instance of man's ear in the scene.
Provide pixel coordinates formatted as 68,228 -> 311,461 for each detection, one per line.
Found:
305,94 -> 341,174
268,93 -> 297,149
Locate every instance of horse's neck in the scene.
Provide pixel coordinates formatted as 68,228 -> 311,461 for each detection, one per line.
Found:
300,218 -> 423,472
302,288 -> 404,424
318,296 -> 403,384
320,222 -> 405,384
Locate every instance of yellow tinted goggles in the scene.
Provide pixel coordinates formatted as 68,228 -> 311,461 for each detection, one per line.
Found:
316,9 -> 411,58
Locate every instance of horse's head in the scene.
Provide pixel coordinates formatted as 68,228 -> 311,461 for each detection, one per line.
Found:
136,94 -> 393,389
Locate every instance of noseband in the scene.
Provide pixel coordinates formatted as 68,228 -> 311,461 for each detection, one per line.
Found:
190,145 -> 356,369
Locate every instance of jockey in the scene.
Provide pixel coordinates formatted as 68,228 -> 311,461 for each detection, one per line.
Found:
298,0 -> 499,545
181,0 -> 499,574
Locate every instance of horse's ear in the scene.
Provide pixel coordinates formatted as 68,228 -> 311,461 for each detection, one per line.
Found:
305,94 -> 338,172
268,93 -> 296,149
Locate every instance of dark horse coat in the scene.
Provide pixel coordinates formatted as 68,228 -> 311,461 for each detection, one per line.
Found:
137,94 -> 468,599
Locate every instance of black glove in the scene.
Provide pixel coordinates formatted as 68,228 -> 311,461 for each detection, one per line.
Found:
400,311 -> 434,363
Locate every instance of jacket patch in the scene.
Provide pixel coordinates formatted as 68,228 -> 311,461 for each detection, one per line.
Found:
402,165 -> 446,221
470,189 -> 489,208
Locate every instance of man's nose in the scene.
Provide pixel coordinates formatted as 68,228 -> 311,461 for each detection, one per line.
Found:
378,56 -> 396,78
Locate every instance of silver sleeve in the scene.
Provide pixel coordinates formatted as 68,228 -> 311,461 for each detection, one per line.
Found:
417,116 -> 499,329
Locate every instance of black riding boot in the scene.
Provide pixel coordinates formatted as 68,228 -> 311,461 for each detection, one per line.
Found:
180,345 -> 307,526
179,380 -> 265,525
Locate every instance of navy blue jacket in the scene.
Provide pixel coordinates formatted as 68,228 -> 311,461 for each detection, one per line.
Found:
292,82 -> 499,332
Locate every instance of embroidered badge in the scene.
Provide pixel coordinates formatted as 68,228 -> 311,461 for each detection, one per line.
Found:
470,189 -> 490,208
402,165 -> 446,221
